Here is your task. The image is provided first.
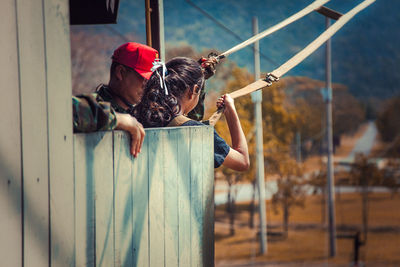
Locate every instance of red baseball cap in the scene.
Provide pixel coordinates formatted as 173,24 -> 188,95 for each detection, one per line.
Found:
111,42 -> 159,80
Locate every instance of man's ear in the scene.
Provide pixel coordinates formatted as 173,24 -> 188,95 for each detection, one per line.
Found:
115,65 -> 124,81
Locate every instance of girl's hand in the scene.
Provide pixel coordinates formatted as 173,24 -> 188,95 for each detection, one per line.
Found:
216,94 -> 235,113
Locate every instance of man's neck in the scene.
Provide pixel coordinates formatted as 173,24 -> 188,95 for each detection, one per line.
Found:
98,84 -> 134,114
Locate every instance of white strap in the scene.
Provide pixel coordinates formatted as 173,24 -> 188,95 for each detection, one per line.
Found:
220,0 -> 330,58
151,59 -> 169,95
209,0 -> 376,126
271,0 -> 375,78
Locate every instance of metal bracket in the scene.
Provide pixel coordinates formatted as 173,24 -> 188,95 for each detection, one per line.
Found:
320,87 -> 332,102
264,73 -> 279,86
207,52 -> 221,64
315,6 -> 343,21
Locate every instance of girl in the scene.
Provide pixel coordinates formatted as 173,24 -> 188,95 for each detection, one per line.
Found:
134,57 -> 249,171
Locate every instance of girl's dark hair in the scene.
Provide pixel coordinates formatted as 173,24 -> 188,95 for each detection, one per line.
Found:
134,57 -> 204,127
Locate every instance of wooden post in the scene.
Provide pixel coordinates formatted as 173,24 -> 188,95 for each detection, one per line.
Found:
145,0 -> 164,59
0,0 -> 23,266
0,0 -> 74,265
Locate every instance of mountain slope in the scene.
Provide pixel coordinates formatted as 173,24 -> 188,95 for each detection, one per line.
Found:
163,0 -> 399,99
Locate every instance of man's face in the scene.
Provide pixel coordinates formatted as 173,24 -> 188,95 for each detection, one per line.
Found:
121,66 -> 146,104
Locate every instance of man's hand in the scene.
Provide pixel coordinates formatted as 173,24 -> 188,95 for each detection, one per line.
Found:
115,113 -> 145,157
198,56 -> 218,80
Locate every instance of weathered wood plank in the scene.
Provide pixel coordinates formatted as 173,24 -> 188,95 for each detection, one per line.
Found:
202,126 -> 215,266
93,132 -> 114,267
177,127 -> 191,267
0,0 -> 22,266
74,134 -> 96,267
132,132 -> 150,267
113,131 -> 133,267
42,0 -> 75,265
190,127 -> 203,267
163,129 -> 179,267
16,0 -> 49,265
73,127 -> 214,267
148,129 -> 165,267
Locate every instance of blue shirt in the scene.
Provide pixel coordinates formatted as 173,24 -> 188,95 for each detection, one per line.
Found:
182,120 -> 230,168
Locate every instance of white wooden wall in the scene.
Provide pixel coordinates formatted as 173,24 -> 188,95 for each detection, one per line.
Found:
0,0 -> 74,266
0,0 -> 215,265
73,128 -> 215,267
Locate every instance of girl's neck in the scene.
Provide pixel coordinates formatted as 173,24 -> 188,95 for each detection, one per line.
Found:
180,102 -> 191,116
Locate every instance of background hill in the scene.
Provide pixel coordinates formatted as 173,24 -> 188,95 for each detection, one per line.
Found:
71,0 -> 399,99
162,0 -> 399,99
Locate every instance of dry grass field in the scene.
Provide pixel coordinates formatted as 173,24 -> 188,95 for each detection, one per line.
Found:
215,193 -> 400,266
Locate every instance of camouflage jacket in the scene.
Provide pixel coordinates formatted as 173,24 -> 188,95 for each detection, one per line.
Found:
73,84 -> 132,133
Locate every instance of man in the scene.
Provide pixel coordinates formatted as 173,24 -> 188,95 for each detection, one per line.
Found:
73,42 -> 159,157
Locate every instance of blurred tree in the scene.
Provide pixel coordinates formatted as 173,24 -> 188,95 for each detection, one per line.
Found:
70,30 -> 128,95
215,67 -> 308,236
350,153 -> 383,242
308,167 -> 327,225
381,159 -> 400,198
283,76 -> 366,157
270,155 -> 305,236
221,168 -> 242,236
376,97 -> 400,156
214,65 -> 255,234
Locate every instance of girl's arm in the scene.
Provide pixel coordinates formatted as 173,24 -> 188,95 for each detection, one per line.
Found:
217,94 -> 250,171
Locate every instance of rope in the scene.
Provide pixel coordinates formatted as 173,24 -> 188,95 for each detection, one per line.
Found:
208,0 -> 376,126
220,0 -> 331,58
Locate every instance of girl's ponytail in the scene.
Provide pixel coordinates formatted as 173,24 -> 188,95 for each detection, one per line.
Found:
135,57 -> 204,127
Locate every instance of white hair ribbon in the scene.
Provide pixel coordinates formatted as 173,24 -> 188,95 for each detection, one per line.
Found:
151,59 -> 169,95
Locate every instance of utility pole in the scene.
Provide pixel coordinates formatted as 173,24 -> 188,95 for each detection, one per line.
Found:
325,16 -> 337,257
315,6 -> 342,257
251,16 -> 267,255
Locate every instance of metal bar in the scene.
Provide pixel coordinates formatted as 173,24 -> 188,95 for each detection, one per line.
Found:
315,6 -> 343,20
145,0 -> 152,47
156,0 -> 165,61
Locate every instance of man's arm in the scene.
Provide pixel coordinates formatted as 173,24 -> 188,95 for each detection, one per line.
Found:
72,95 -> 145,157
115,113 -> 145,158
73,94 -> 117,132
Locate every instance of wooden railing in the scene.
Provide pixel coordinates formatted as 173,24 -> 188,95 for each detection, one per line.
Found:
73,126 -> 214,266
